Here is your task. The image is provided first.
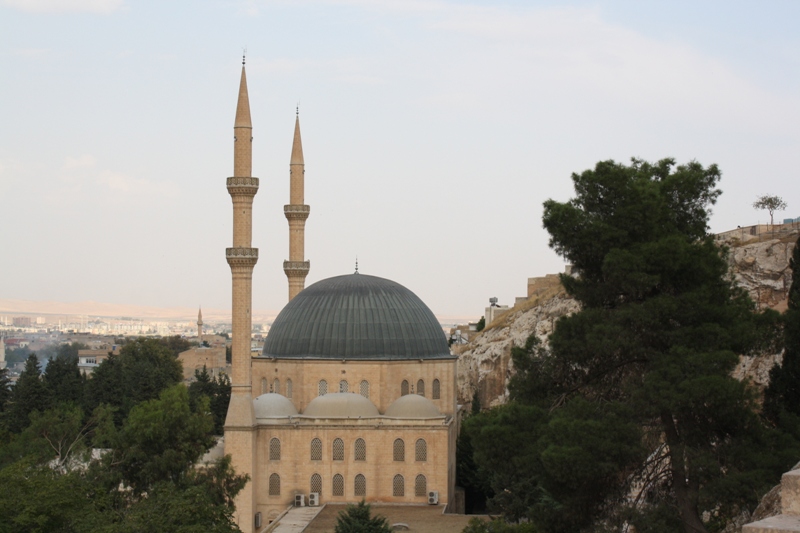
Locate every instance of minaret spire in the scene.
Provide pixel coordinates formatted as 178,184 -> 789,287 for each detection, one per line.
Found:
197,307 -> 203,343
283,109 -> 311,301
223,59 -> 258,532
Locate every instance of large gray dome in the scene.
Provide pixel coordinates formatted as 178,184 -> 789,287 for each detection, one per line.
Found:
262,273 -> 451,360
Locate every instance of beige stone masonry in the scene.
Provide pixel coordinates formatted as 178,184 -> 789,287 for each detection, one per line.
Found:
743,468 -> 800,533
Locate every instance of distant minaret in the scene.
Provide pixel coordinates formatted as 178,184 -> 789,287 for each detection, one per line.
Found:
0,335 -> 5,370
223,57 -> 258,531
197,307 -> 203,343
283,109 -> 310,301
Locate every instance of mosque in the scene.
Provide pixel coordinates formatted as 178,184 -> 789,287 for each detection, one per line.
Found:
221,61 -> 459,531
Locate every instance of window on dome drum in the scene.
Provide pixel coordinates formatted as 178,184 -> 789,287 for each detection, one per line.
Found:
269,473 -> 280,496
269,438 -> 281,461
417,379 -> 425,396
432,379 -> 440,400
333,438 -> 344,461
393,439 -> 405,462
360,380 -> 369,398
354,474 -> 366,497
261,378 -> 267,395
311,473 -> 322,495
393,474 -> 405,497
286,378 -> 293,398
311,438 -> 322,461
273,378 -> 280,395
401,380 -> 409,396
415,439 -> 427,462
415,474 -> 427,497
339,379 -> 348,393
333,474 -> 344,496
318,380 -> 328,396
355,438 -> 366,461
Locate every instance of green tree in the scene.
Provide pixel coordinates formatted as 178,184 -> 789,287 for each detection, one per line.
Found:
4,354 -> 49,434
0,367 -> 12,414
764,234 -> 800,425
536,158 -> 792,532
752,195 -> 787,226
334,500 -> 392,533
189,367 -> 231,435
108,384 -> 215,494
84,337 -> 183,426
476,316 -> 486,332
462,517 -> 541,533
43,352 -> 84,407
161,335 -> 193,358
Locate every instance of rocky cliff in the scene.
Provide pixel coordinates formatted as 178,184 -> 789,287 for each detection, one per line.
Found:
457,228 -> 799,408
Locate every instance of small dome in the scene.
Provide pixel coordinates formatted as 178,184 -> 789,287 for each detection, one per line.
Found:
303,392 -> 380,418
253,393 -> 299,418
384,394 -> 442,418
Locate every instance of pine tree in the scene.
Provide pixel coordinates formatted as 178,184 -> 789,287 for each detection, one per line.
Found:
334,500 -> 391,533
5,354 -> 49,434
536,158 -> 791,532
43,352 -> 83,407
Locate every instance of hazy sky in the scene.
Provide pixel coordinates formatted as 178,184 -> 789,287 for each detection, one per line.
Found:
1,0 -> 799,319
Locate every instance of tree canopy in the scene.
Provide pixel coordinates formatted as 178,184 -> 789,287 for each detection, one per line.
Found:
752,195 -> 788,225
334,500 -> 392,533
461,159 -> 798,533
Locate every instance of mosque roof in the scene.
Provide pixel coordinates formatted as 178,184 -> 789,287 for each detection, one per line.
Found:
261,273 -> 452,361
253,393 -> 299,418
302,392 -> 380,418
384,394 -> 443,418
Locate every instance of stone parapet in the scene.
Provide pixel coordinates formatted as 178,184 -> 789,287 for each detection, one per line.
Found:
227,177 -> 260,196
284,204 -> 310,220
743,468 -> 800,532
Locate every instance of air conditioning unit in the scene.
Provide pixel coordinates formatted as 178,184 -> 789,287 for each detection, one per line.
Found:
254,512 -> 262,529
309,492 -> 320,506
295,494 -> 305,507
428,491 -> 439,505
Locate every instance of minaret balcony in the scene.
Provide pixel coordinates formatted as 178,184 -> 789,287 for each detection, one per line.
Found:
226,177 -> 260,196
226,247 -> 259,267
284,204 -> 310,220
283,260 -> 311,274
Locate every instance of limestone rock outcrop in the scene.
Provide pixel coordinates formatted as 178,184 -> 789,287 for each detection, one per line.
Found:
457,229 -> 798,409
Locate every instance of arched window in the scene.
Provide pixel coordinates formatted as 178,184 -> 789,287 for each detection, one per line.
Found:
311,438 -> 322,461
432,379 -> 440,400
273,378 -> 280,395
333,438 -> 344,461
269,438 -> 281,461
339,379 -> 348,393
417,379 -> 425,396
415,439 -> 427,462
333,474 -> 344,496
354,474 -> 366,497
261,378 -> 267,394
415,474 -> 427,497
354,438 -> 366,461
269,473 -> 280,496
286,378 -> 293,398
393,438 -> 405,462
318,379 -> 328,396
393,474 -> 405,497
401,380 -> 409,396
360,380 -> 369,398
311,473 -> 322,495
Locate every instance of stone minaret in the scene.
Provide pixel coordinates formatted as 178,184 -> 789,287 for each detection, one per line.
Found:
283,110 -> 310,301
224,59 -> 258,532
196,307 -> 203,343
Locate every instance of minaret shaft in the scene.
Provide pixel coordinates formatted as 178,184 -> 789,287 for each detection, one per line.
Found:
284,114 -> 310,301
225,65 -> 258,417
224,63 -> 258,533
